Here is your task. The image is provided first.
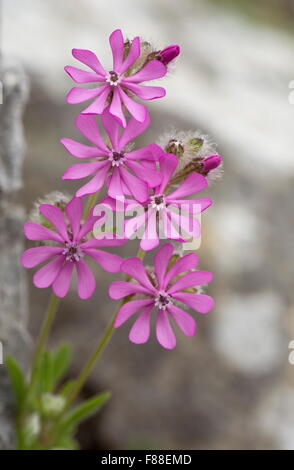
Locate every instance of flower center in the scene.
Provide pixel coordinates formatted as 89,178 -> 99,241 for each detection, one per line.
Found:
62,242 -> 83,262
106,70 -> 120,87
150,194 -> 166,211
109,150 -> 125,167
154,291 -> 172,310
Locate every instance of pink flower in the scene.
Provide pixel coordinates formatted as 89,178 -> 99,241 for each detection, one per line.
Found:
65,29 -> 167,127
61,109 -> 163,203
21,198 -> 126,299
109,243 -> 214,349
104,153 -> 211,250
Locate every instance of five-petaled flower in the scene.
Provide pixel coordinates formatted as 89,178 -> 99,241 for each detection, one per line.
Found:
109,243 -> 214,349
21,198 -> 126,299
65,29 -> 168,127
103,153 -> 212,250
61,108 -> 163,202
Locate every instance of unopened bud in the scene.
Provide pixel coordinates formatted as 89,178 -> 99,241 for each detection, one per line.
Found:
157,44 -> 180,65
188,137 -> 204,153
24,413 -> 41,441
165,138 -> 184,157
40,393 -> 66,417
201,154 -> 222,174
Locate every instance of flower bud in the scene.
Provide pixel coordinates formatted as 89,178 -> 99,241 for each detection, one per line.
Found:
187,137 -> 204,153
157,45 -> 180,65
23,413 -> 41,441
165,138 -> 184,157
40,393 -> 66,417
201,154 -> 222,175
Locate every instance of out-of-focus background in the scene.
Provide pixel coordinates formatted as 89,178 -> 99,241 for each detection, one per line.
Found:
2,0 -> 294,449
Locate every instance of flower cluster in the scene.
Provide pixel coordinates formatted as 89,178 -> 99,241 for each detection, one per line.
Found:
22,29 -> 220,349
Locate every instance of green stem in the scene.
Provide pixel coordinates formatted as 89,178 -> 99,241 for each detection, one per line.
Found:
29,293 -> 60,388
65,247 -> 146,408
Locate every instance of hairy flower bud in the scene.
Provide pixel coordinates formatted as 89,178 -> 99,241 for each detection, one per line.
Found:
23,413 -> 41,441
40,393 -> 66,417
157,130 -> 220,185
201,154 -> 222,175
165,138 -> 185,157
157,44 -> 180,65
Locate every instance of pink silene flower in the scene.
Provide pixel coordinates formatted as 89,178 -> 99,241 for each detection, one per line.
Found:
61,109 -> 163,203
21,198 -> 126,299
109,243 -> 214,349
103,153 -> 212,250
65,29 -> 168,127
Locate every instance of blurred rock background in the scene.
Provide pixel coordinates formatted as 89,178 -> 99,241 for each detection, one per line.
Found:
2,0 -> 294,449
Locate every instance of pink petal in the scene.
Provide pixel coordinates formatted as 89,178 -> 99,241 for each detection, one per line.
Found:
167,173 -> 208,199
33,256 -> 64,288
124,210 -> 147,240
75,114 -> 109,152
167,208 -> 201,240
108,168 -> 123,199
39,204 -> 69,241
109,29 -> 124,72
65,198 -> 83,241
84,248 -> 123,273
123,82 -> 166,100
126,143 -> 164,161
125,160 -> 161,187
119,166 -> 149,203
109,88 -> 126,128
140,209 -> 159,251
126,60 -> 167,83
129,304 -> 153,344
24,221 -> 64,244
163,253 -> 198,289
154,243 -> 174,289
161,208 -> 186,242
75,259 -> 96,299
76,164 -> 110,197
166,197 -> 212,213
172,292 -> 215,314
62,161 -> 107,180
109,281 -> 151,299
120,257 -> 156,292
64,66 -> 102,83
81,236 -> 126,248
21,246 -> 63,268
52,262 -> 74,298
167,305 -> 196,337
66,87 -> 102,104
81,84 -> 110,115
61,138 -> 105,159
101,107 -> 120,149
114,298 -> 153,328
156,309 -> 176,350
118,87 -> 147,123
167,271 -> 213,294
72,48 -> 106,76
157,154 -> 178,193
119,36 -> 140,75
118,113 -> 150,149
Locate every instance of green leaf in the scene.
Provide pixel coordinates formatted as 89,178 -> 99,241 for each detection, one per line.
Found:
52,344 -> 72,385
5,356 -> 27,409
60,391 -> 111,431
